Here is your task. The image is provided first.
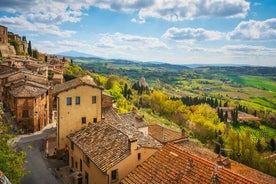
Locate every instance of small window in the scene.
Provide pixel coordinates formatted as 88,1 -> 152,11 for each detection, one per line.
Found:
76,96 -> 80,105
82,117 -> 86,124
92,96 -> 96,104
67,97 -> 72,105
71,141 -> 74,150
93,118 -> 97,123
71,157 -> 74,168
80,159 -> 82,171
111,169 -> 118,182
138,153 -> 141,160
22,110 -> 29,118
75,161 -> 78,169
85,172 -> 89,184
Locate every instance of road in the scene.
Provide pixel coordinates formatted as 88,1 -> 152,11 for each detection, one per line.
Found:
15,126 -> 66,184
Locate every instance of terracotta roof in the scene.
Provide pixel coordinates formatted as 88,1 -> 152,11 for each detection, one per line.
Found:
53,75 -> 101,95
4,79 -> 49,89
9,84 -> 47,97
119,112 -> 148,129
121,143 -> 257,184
103,108 -> 162,149
68,122 -> 130,173
149,124 -> 186,144
175,141 -> 276,184
5,70 -> 48,85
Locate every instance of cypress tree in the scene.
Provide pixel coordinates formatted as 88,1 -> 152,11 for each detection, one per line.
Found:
28,41 -> 32,56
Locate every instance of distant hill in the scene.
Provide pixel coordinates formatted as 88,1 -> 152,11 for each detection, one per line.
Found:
185,63 -> 251,68
55,50 -> 96,58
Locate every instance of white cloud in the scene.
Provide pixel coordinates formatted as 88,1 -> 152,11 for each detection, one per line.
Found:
163,27 -> 225,42
0,0 -> 250,25
131,18 -> 146,24
222,45 -> 276,56
138,0 -> 250,21
228,18 -> 276,40
0,16 -> 75,37
96,32 -> 168,50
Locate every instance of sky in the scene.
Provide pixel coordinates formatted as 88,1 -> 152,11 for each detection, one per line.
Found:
0,0 -> 275,66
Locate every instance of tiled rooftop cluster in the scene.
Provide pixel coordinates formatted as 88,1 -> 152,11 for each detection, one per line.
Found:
68,108 -> 162,173
103,108 -> 162,149
121,143 -> 257,184
1,70 -> 49,98
175,142 -> 276,184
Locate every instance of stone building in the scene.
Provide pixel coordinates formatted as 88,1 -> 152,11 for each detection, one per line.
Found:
0,25 -> 8,45
0,70 -> 50,132
8,32 -> 28,54
0,25 -> 16,57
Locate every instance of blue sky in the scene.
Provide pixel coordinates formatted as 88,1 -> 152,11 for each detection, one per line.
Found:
0,0 -> 275,66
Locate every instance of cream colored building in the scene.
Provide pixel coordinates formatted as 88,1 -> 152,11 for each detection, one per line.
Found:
52,76 -> 103,150
67,108 -> 162,184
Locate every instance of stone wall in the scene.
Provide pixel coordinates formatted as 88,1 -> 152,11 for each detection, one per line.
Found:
0,45 -> 16,57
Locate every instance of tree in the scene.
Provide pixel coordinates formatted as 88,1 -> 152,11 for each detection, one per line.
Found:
270,138 -> 275,152
28,41 -> 32,56
0,104 -> 26,183
256,139 -> 263,152
32,49 -> 39,59
44,55 -> 48,62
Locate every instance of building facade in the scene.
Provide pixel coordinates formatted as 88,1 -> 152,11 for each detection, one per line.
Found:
0,25 -> 8,45
52,76 -> 103,150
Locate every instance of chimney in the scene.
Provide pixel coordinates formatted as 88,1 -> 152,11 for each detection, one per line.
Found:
128,137 -> 138,152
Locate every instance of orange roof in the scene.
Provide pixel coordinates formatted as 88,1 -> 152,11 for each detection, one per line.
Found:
121,143 -> 257,184
53,75 -> 102,95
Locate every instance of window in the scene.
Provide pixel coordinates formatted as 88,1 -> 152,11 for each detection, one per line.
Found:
67,97 -> 72,105
82,117 -> 86,124
93,118 -> 97,123
138,153 -> 141,160
80,159 -> 82,171
22,110 -> 29,118
92,96 -> 96,104
111,169 -> 118,182
85,172 -> 89,184
76,96 -> 80,105
84,155 -> 90,167
70,141 -> 74,150
71,157 -> 74,168
75,161 -> 78,169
